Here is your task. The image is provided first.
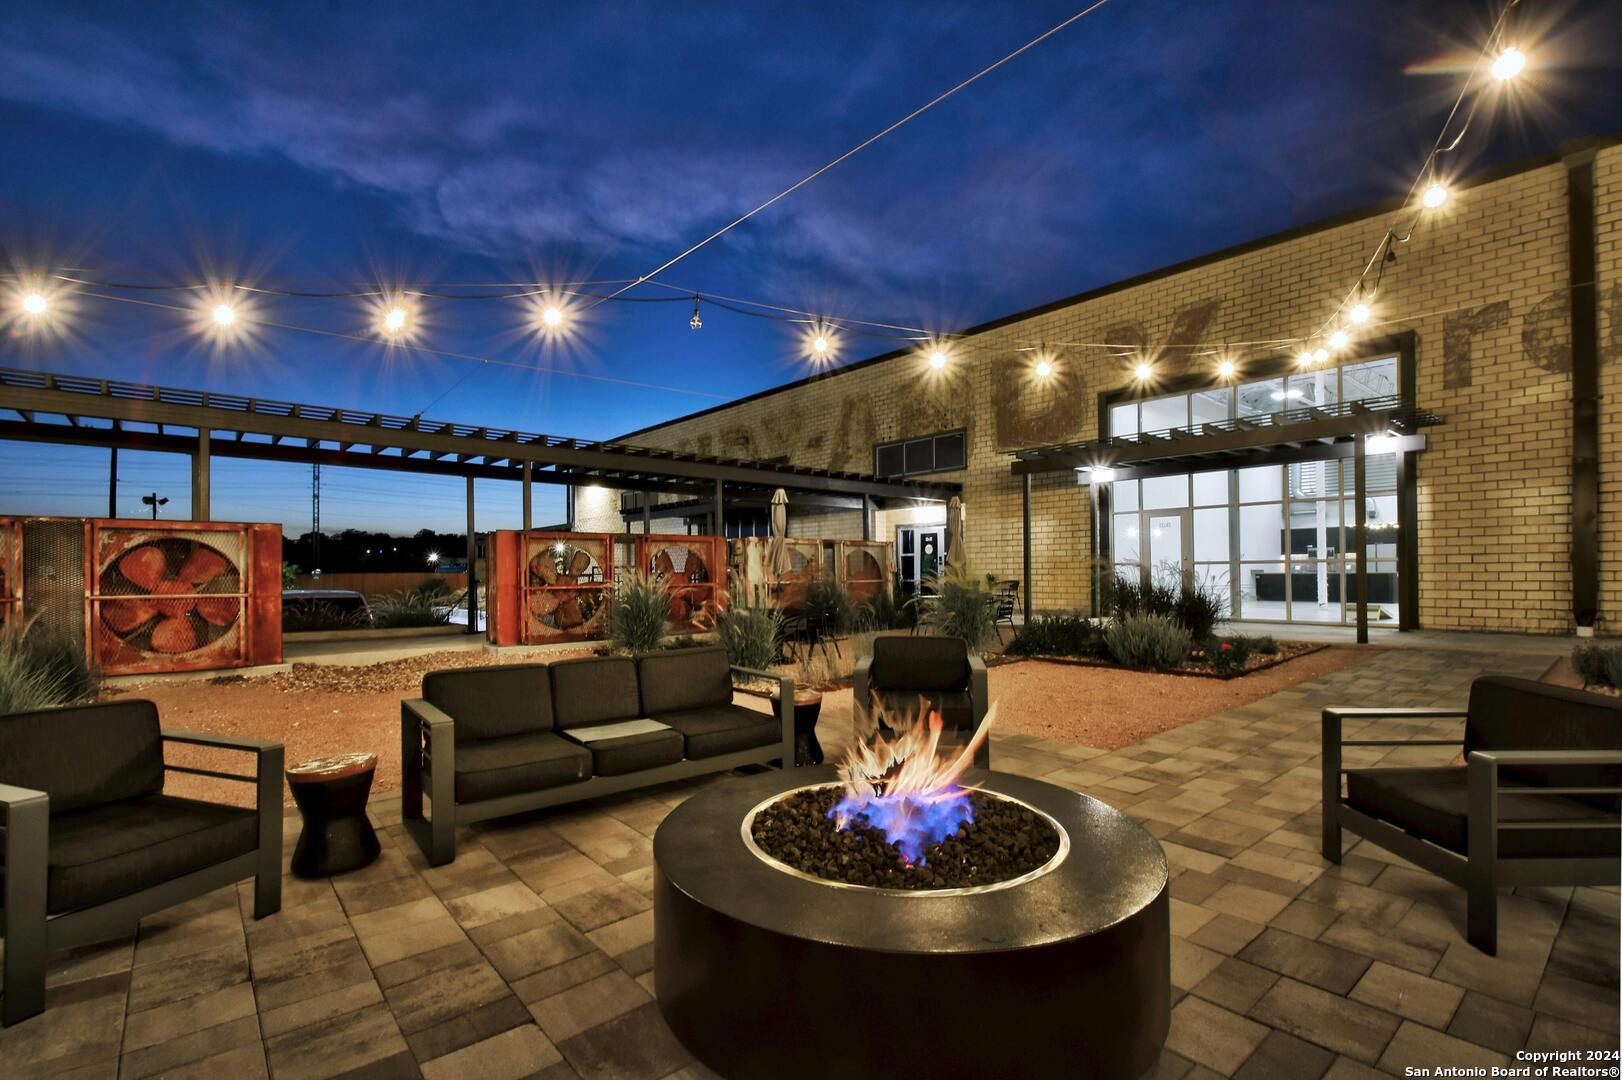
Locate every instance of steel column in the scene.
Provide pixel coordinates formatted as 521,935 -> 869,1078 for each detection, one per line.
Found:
521,460 -> 532,530
862,494 -> 874,541
713,478 -> 724,537
1022,473 -> 1034,625
107,447 -> 118,518
643,495 -> 652,534
465,477 -> 478,634
1567,150 -> 1599,629
1354,434 -> 1368,645
191,429 -> 211,521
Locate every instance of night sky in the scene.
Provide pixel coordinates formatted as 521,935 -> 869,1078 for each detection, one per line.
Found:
2,0 -> 1618,535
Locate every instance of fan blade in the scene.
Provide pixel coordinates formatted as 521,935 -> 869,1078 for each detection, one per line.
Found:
102,598 -> 158,634
118,545 -> 169,591
150,614 -> 199,653
196,597 -> 239,626
177,545 -> 230,586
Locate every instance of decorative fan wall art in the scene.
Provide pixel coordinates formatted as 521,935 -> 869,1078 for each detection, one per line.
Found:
639,535 -> 725,632
522,535 -> 610,641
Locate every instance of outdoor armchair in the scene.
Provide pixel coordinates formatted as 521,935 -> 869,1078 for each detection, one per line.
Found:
853,634 -> 990,768
1322,675 -> 1620,955
0,700 -> 283,1026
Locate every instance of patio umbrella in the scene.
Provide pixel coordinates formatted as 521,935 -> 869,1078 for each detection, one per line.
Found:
766,488 -> 792,582
945,496 -> 966,572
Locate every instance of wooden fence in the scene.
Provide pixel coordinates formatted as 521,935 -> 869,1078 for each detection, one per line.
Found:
290,571 -> 468,596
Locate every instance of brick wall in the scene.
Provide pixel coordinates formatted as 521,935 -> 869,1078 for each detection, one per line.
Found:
578,145 -> 1622,635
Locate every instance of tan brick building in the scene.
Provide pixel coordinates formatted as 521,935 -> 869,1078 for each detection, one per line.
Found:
578,137 -> 1621,636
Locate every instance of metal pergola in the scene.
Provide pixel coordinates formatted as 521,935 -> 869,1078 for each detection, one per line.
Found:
1010,394 -> 1442,644
0,367 -> 959,628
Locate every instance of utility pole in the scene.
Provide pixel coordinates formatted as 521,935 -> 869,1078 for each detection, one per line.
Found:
311,463 -> 322,572
141,492 -> 168,520
108,447 -> 118,518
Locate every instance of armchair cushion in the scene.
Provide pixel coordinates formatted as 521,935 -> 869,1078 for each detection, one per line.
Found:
1345,766 -> 1619,859
0,794 -> 256,915
564,723 -> 683,776
637,647 -> 733,715
0,701 -> 163,814
549,656 -> 641,729
868,636 -> 970,693
1464,677 -> 1622,810
657,703 -> 780,759
438,731 -> 591,803
424,664 -> 554,741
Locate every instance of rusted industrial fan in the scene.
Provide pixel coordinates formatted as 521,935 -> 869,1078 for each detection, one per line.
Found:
528,541 -> 605,633
99,538 -> 242,655
650,544 -> 714,627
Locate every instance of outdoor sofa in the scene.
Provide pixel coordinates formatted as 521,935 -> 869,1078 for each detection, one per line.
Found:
853,634 -> 990,768
401,646 -> 792,865
1322,675 -> 1621,954
0,700 -> 283,1025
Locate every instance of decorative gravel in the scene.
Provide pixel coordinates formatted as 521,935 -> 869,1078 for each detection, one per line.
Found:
749,785 -> 1060,890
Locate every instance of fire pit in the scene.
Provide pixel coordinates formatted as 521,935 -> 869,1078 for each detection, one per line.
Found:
654,711 -> 1170,1079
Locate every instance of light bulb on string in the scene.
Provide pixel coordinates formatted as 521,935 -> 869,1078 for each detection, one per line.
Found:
1491,46 -> 1526,81
1133,361 -> 1153,382
1216,358 -> 1237,380
1035,358 -> 1054,379
541,305 -> 564,328
1313,348 -> 1328,365
1422,183 -> 1448,210
1348,302 -> 1371,325
212,303 -> 237,327
1328,329 -> 1350,351
928,348 -> 948,370
22,292 -> 49,318
1296,349 -> 1316,368
383,306 -> 409,335
689,296 -> 702,331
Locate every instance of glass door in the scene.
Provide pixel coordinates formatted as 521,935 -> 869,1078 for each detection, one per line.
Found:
896,525 -> 945,596
1146,510 -> 1192,589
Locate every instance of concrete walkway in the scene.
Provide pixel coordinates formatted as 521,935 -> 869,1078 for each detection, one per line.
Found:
2,647 -> 1614,1078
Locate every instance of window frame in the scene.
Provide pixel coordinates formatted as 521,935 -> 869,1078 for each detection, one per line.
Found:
873,428 -> 968,478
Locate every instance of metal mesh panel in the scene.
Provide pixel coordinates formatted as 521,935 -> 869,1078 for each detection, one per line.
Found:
91,526 -> 247,672
521,534 -> 610,642
22,520 -> 86,655
642,538 -> 723,632
0,519 -> 19,625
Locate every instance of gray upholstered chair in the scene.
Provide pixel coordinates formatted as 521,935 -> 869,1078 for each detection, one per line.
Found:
0,700 -> 283,1025
852,635 -> 990,768
1322,676 -> 1621,954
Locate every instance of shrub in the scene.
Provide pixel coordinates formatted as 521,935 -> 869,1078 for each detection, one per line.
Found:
856,585 -> 914,631
802,576 -> 854,634
1108,573 -> 1225,641
1007,613 -> 1106,658
281,561 -> 302,588
1253,635 -> 1280,655
1573,643 -> 1622,689
716,577 -> 783,672
1104,613 -> 1192,671
0,619 -> 98,714
922,566 -> 996,651
1204,635 -> 1256,675
796,630 -> 877,691
608,571 -> 671,655
368,589 -> 452,629
282,600 -> 367,633
409,576 -> 455,601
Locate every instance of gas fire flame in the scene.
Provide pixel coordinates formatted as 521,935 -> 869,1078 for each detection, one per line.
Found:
830,698 -> 997,865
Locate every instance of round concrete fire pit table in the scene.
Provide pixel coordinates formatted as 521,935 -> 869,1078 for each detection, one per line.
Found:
653,767 -> 1170,1080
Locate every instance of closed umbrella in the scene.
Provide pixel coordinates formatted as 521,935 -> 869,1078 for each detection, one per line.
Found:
945,497 -> 966,572
766,489 -> 792,582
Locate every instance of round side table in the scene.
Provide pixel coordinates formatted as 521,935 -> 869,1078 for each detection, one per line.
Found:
286,752 -> 381,878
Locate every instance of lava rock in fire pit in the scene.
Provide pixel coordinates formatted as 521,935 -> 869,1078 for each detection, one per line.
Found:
750,786 -> 1060,890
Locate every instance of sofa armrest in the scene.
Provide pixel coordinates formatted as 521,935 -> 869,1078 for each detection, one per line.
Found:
0,782 -> 49,1022
162,729 -> 281,753
1467,751 -> 1622,867
402,697 -> 457,734
968,653 -> 988,724
161,728 -> 284,795
731,666 -> 794,753
852,654 -> 873,720
402,698 -> 456,786
1323,706 -> 1467,750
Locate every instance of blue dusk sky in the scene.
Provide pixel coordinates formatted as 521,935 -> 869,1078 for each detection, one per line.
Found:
2,0 -> 1618,534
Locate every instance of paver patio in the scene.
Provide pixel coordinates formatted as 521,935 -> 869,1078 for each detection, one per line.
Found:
1,647 -> 1615,1078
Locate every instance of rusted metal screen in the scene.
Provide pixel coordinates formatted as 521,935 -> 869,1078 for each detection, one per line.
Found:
837,541 -> 894,607
634,534 -> 726,633
520,532 -> 612,644
0,518 -> 21,627
91,522 -> 250,674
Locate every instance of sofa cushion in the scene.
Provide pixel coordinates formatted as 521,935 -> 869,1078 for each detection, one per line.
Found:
550,656 -> 641,729
1345,766 -> 1619,859
564,723 -> 684,776
424,664 -> 554,741
637,647 -> 733,715
0,701 -> 163,814
657,703 -> 779,759
1464,676 -> 1622,810
869,636 -> 970,693
0,793 -> 257,915
438,731 -> 592,803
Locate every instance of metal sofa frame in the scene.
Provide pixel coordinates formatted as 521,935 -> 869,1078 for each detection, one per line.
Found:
1321,705 -> 1621,955
401,665 -> 793,866
1,730 -> 283,1026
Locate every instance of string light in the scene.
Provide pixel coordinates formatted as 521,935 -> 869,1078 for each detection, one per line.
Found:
1133,361 -> 1153,382
212,303 -> 237,327
541,305 -> 564,328
21,292 -> 49,318
1348,302 -> 1371,325
1313,348 -> 1328,365
1328,329 -> 1350,350
1296,349 -> 1316,367
689,296 -> 702,331
383,306 -> 409,335
1035,358 -> 1054,378
1421,183 -> 1449,209
928,348 -> 948,370
1491,46 -> 1526,81
1216,358 -> 1237,380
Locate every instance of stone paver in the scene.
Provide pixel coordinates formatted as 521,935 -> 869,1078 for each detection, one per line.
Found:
0,647 -> 1615,1078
